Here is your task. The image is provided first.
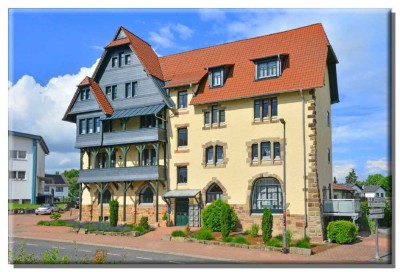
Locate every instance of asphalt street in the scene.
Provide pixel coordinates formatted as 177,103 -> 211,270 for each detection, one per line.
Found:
9,237 -> 232,264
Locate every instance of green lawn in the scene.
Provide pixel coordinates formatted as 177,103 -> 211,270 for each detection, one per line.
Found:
8,203 -> 64,210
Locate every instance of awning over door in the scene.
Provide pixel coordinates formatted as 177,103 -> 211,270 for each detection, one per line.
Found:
101,103 -> 165,120
162,189 -> 201,199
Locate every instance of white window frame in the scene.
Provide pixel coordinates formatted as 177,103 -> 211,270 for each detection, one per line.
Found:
10,150 -> 27,160
211,70 -> 222,87
256,59 -> 280,80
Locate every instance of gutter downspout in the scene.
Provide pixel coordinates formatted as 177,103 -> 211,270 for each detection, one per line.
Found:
300,89 -> 308,238
31,140 -> 38,204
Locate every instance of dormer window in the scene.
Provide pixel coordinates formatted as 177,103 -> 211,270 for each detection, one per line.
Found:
257,59 -> 278,79
211,70 -> 222,87
252,54 -> 286,80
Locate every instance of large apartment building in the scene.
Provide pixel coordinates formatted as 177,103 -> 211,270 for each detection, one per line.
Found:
63,23 -> 339,242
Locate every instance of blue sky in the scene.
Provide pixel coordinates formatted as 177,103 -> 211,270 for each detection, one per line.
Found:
8,9 -> 391,182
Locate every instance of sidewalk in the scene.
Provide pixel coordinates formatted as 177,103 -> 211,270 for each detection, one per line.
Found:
8,210 -> 392,264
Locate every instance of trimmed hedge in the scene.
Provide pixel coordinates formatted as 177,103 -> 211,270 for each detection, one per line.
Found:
262,208 -> 273,244
109,200 -> 119,227
327,220 -> 357,244
201,199 -> 238,232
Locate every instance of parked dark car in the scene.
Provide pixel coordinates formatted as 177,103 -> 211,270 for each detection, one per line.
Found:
74,198 -> 80,209
35,203 -> 60,215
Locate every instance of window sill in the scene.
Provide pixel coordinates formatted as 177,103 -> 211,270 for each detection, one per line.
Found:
176,109 -> 189,116
203,163 -> 227,169
174,148 -> 190,154
177,183 -> 188,186
202,123 -> 227,130
251,118 -> 280,125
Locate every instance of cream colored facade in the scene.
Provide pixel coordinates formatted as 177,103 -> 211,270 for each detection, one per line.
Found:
165,67 -> 333,239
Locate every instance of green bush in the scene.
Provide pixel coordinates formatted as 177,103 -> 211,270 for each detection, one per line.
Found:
162,212 -> 168,221
201,199 -> 238,232
262,208 -> 273,244
50,212 -> 61,221
192,228 -> 215,240
295,236 -> 311,249
368,217 -> 376,234
109,200 -> 119,227
233,235 -> 249,245
37,220 -> 51,226
83,223 -> 97,231
327,220 -> 358,244
266,237 -> 282,247
139,216 -> 149,230
249,223 -> 259,237
171,230 -> 186,237
222,237 -> 233,243
220,204 -> 232,238
184,224 -> 191,237
286,230 -> 293,246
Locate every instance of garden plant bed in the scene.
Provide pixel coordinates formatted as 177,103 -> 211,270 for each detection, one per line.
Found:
169,229 -> 328,255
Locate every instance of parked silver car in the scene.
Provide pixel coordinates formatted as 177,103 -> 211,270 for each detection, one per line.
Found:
35,203 -> 61,215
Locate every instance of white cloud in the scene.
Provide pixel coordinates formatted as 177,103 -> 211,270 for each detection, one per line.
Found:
365,158 -> 389,175
149,23 -> 194,49
90,45 -> 104,51
8,60 -> 99,173
198,9 -> 227,22
333,160 -> 356,182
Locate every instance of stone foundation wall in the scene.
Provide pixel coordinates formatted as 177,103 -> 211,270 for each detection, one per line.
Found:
231,204 -> 305,240
81,204 -> 167,225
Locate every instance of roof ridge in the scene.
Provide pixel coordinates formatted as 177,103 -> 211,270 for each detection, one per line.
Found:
120,26 -> 153,47
159,23 -> 324,59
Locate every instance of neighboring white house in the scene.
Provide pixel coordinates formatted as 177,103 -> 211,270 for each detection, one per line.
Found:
8,131 -> 50,204
43,174 -> 69,201
360,185 -> 386,198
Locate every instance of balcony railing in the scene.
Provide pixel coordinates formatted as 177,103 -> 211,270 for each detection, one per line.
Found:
323,199 -> 360,216
103,128 -> 166,146
75,128 -> 166,148
78,165 -> 166,183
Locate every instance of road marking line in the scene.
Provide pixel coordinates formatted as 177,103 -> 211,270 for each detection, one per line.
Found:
78,249 -> 91,253
169,261 -> 182,264
52,247 -> 66,250
136,256 -> 152,260
108,253 -> 120,256
26,243 -> 38,246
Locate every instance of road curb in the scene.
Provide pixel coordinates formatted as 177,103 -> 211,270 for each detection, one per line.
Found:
10,235 -> 241,263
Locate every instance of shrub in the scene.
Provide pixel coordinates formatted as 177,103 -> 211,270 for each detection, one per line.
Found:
222,237 -> 233,243
233,235 -> 249,245
266,237 -> 282,247
37,220 -> 51,226
92,249 -> 108,264
184,224 -> 191,237
50,212 -> 61,221
295,236 -> 311,249
262,208 -> 273,244
192,228 -> 215,240
109,200 -> 119,227
220,204 -> 232,238
201,199 -> 238,232
162,212 -> 168,221
327,220 -> 358,244
368,217 -> 376,234
83,223 -> 97,232
171,230 -> 186,237
249,223 -> 259,237
139,217 -> 149,230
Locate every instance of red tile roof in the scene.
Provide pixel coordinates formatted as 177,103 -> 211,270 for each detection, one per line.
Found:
164,70 -> 207,89
63,77 -> 113,121
159,23 -> 332,105
105,37 -> 131,48
88,78 -> 113,115
332,184 -> 355,191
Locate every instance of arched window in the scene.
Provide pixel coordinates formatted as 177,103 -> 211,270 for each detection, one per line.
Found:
206,183 -> 223,203
98,189 -> 112,204
140,186 -> 153,204
251,177 -> 282,213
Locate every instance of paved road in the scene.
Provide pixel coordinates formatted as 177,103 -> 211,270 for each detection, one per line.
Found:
9,237 -> 232,264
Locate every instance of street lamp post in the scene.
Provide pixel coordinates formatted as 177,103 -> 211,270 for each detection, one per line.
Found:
279,118 -> 288,254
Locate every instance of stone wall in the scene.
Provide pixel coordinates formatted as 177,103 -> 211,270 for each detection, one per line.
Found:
232,204 -> 305,240
80,204 -> 167,225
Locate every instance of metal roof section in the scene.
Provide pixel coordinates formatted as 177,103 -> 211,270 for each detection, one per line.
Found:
8,131 -> 50,155
101,103 -> 165,120
361,186 -> 383,193
162,189 -> 201,198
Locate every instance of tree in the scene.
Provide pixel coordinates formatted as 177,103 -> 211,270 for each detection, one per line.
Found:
261,208 -> 273,244
333,177 -> 338,184
62,169 -> 79,197
345,169 -> 358,184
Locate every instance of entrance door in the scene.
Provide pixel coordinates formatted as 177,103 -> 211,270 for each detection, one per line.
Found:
175,198 -> 189,226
